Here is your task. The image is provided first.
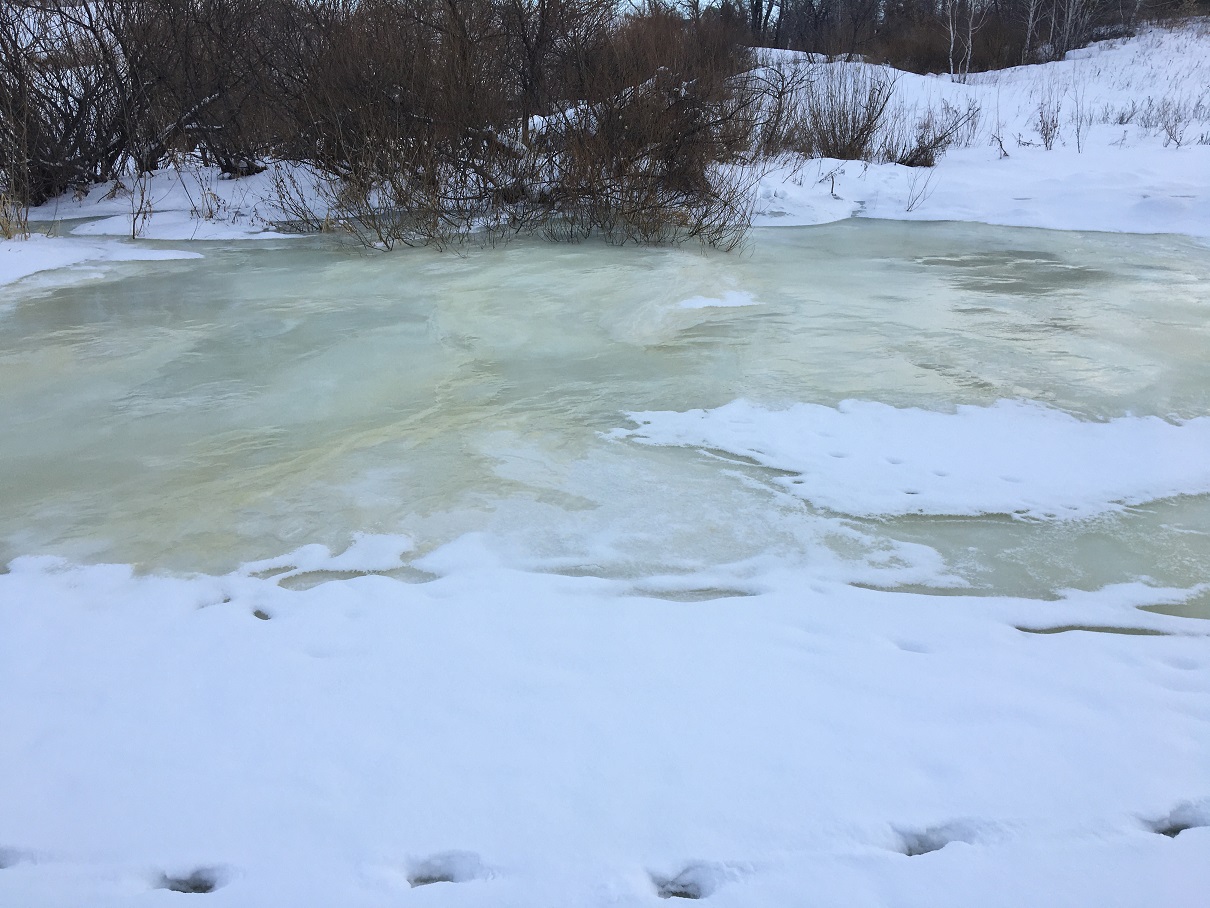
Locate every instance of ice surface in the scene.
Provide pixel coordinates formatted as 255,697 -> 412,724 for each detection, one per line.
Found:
618,399 -> 1210,519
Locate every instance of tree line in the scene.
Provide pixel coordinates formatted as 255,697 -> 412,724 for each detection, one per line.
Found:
704,0 -> 1193,73
0,0 -> 1194,245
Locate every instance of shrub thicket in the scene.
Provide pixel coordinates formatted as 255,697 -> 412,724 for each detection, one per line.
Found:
0,0 -> 1180,246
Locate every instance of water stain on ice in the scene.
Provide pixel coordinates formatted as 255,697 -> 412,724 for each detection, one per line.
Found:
632,586 -> 758,602
1015,624 -> 1173,636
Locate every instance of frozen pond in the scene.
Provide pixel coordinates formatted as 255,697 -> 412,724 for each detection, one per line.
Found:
2,220 -> 1208,604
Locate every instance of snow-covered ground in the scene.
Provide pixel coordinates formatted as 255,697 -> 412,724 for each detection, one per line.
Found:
2,547 -> 1208,907
2,21 -> 1209,908
751,22 -> 1210,235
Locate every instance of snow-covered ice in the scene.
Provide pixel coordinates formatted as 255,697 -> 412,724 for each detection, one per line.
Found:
0,235 -> 202,290
618,399 -> 1210,519
677,290 -> 760,309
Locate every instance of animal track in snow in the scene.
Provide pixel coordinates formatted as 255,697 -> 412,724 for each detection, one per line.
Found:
156,867 -> 227,893
1146,799 -> 1210,838
894,821 -> 981,856
651,862 -> 735,899
407,851 -> 489,887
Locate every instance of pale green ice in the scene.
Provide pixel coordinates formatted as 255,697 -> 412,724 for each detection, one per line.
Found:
1,220 -> 1207,604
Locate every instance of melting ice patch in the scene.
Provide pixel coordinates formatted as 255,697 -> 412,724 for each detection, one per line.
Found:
0,235 -> 202,290
616,399 -> 1210,519
676,290 -> 758,309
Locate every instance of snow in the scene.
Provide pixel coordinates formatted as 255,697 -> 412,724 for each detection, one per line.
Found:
617,399 -> 1210,519
0,235 -> 202,290
751,24 -> 1210,236
27,166 -> 291,241
2,20 -> 1209,908
677,290 -> 760,309
239,533 -> 416,582
2,549 -> 1208,907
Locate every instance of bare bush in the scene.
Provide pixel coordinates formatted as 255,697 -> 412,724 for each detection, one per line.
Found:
0,190 -> 28,239
1034,84 -> 1064,149
542,12 -> 759,248
1113,99 -> 1140,124
880,98 -> 980,166
1154,98 -> 1192,147
757,54 -> 977,170
1136,95 -> 1210,147
539,75 -> 758,248
746,56 -> 817,159
264,5 -> 758,249
0,2 -> 129,206
1069,69 -> 1091,152
904,167 -> 936,211
796,64 -> 896,160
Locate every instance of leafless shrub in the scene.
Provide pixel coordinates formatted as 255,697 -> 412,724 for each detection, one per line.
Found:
1070,70 -> 1091,152
265,4 -> 757,249
0,191 -> 28,240
0,2 -> 128,206
793,64 -> 896,161
904,167 -> 936,211
537,13 -> 759,247
1034,85 -> 1063,149
1113,99 -> 1140,124
128,169 -> 154,238
0,105 -> 29,238
1135,94 -> 1208,148
746,57 -> 817,159
538,74 -> 758,248
880,98 -> 980,167
1157,100 -> 1190,147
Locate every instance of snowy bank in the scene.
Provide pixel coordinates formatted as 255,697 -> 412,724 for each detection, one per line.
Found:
2,546 -> 1208,908
751,24 -> 1210,236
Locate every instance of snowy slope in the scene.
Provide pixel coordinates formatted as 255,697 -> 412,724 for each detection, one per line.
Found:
752,22 -> 1210,236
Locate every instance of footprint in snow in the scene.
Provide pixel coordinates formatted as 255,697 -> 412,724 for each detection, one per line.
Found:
894,820 -> 983,856
156,866 -> 228,893
407,851 -> 490,887
651,862 -> 738,899
1146,799 -> 1210,838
